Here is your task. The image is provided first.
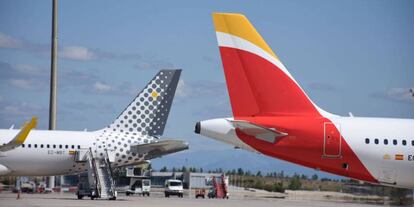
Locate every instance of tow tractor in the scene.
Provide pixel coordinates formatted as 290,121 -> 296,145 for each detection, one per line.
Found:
195,188 -> 206,199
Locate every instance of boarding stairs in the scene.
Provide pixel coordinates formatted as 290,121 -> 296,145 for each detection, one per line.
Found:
74,148 -> 117,200
211,175 -> 229,199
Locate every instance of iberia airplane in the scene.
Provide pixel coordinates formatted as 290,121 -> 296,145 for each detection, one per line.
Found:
195,13 -> 414,189
0,70 -> 188,176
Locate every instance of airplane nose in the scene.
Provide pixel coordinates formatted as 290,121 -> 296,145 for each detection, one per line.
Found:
194,122 -> 201,134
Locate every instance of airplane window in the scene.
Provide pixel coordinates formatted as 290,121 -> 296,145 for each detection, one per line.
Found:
77,145 -> 80,149
65,145 -> 68,149
402,140 -> 407,146
393,139 -> 397,145
412,140 -> 414,146
71,145 -> 75,149
22,144 -> 25,148
34,144 -> 37,148
53,144 -> 56,149
40,144 -> 44,148
384,139 -> 388,145
59,145 -> 62,149
28,144 -> 31,148
374,139 -> 379,144
47,144 -> 50,148
365,138 -> 369,144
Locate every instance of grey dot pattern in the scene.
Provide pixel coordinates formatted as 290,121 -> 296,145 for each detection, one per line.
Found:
92,70 -> 181,166
109,69 -> 180,136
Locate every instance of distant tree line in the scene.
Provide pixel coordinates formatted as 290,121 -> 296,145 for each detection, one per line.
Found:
156,166 -> 320,181
158,166 -> 204,173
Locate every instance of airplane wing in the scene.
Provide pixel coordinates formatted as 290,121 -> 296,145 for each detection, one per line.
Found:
130,139 -> 189,160
0,117 -> 37,152
228,120 -> 287,143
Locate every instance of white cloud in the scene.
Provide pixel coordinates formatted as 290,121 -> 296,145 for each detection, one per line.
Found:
3,105 -> 20,115
385,88 -> 414,103
308,82 -> 338,92
0,102 -> 44,117
14,64 -> 45,76
93,81 -> 113,93
133,57 -> 174,70
175,79 -> 226,99
9,79 -> 35,89
176,79 -> 187,97
60,46 -> 97,61
0,32 -> 22,48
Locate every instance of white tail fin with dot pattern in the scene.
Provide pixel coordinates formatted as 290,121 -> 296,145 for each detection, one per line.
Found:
106,69 -> 181,137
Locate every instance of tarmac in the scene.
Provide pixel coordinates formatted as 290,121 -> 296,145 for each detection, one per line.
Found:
0,188 -> 392,207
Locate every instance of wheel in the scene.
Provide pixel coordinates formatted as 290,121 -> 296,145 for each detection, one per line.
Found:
91,196 -> 95,200
77,195 -> 84,200
202,195 -> 205,199
126,192 -> 130,196
109,196 -> 116,200
147,193 -> 150,197
165,193 -> 169,197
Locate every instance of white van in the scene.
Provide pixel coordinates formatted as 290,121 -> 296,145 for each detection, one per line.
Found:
164,179 -> 183,197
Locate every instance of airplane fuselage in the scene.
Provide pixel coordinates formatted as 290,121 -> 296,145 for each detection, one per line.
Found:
198,116 -> 414,189
0,129 -> 155,176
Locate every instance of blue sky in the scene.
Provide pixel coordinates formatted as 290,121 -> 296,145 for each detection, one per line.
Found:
0,0 -> 413,177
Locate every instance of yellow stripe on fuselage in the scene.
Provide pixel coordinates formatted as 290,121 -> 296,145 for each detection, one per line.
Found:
212,12 -> 280,60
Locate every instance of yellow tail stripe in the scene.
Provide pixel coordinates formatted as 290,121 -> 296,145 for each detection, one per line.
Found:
212,12 -> 279,60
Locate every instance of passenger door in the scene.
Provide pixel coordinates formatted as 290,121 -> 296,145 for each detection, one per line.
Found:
323,122 -> 342,158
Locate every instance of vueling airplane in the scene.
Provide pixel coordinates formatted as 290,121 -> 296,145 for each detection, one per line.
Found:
195,13 -> 414,189
0,70 -> 187,186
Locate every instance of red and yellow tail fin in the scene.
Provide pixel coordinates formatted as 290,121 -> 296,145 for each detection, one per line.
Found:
212,13 -> 322,117
213,13 -> 279,60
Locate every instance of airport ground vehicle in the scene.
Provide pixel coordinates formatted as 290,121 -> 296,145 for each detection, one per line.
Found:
206,175 -> 229,199
207,187 -> 216,199
76,173 -> 93,199
164,179 -> 183,198
126,178 -> 150,196
195,188 -> 206,199
20,182 -> 35,193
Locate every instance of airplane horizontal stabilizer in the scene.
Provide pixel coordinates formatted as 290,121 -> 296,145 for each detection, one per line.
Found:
130,140 -> 189,160
0,117 -> 37,152
228,120 -> 287,143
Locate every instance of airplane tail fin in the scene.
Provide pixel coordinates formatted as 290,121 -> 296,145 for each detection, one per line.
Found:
106,70 -> 181,136
212,13 -> 325,117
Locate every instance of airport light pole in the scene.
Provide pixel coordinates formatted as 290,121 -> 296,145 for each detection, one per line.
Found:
48,0 -> 58,190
